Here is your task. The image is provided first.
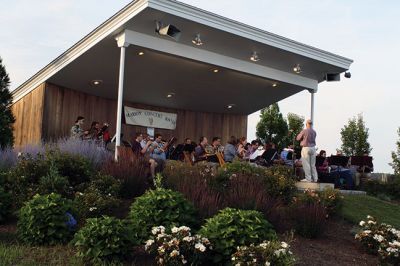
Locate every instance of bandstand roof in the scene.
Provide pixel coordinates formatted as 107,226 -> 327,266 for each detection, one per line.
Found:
12,0 -> 353,115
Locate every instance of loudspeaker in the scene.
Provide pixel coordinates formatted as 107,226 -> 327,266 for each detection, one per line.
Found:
156,22 -> 181,41
325,73 -> 340,82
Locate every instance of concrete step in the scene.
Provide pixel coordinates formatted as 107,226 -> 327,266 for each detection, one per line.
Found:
295,181 -> 334,191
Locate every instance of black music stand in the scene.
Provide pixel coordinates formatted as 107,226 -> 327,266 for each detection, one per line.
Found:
350,156 -> 373,171
328,156 -> 349,168
261,149 -> 278,166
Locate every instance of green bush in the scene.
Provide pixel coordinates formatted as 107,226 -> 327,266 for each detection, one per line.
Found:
17,193 -> 77,245
37,160 -> 71,197
128,188 -> 198,245
0,186 -> 12,223
51,152 -> 93,186
363,176 -> 400,200
199,208 -> 277,264
74,190 -> 120,220
73,216 -> 132,264
87,173 -> 121,197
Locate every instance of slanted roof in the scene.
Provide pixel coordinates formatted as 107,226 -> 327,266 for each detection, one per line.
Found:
12,0 -> 353,115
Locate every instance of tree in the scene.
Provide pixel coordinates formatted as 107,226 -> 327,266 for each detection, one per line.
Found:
256,103 -> 288,149
286,112 -> 304,149
0,57 -> 15,149
340,114 -> 371,156
389,127 -> 400,175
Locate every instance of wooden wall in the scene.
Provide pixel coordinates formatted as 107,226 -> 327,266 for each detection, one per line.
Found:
11,83 -> 46,147
42,83 -> 247,144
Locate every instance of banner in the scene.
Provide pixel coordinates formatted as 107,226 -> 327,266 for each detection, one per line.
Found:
124,106 -> 177,130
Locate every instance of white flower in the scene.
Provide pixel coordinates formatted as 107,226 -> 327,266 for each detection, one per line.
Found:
281,242 -> 289,249
373,234 -> 384,243
359,221 -> 366,226
144,239 -> 154,250
158,246 -> 165,254
171,227 -> 179,233
170,250 -> 180,257
363,230 -> 372,234
274,248 -> 286,257
253,258 -> 257,262
152,226 -> 166,235
182,259 -> 187,264
195,243 -> 206,252
178,226 -> 190,232
367,215 -> 373,219
108,193 -> 111,196
368,220 -> 376,225
157,233 -> 166,240
390,240 -> 400,247
265,262 -> 271,266
89,207 -> 97,212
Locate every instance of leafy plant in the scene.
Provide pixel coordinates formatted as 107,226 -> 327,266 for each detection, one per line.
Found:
199,208 -> 277,264
145,225 -> 212,265
74,190 -> 120,220
37,160 -> 71,197
340,113 -> 372,156
128,188 -> 198,245
17,193 -> 77,245
231,240 -> 295,266
73,216 -> 132,264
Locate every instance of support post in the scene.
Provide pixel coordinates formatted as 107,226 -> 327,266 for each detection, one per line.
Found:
310,90 -> 315,125
115,34 -> 129,161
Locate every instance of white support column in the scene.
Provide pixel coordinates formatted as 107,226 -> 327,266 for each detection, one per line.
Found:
310,91 -> 315,124
115,34 -> 129,161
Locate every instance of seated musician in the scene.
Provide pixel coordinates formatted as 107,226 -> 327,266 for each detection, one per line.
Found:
237,137 -> 247,159
194,136 -> 208,161
131,132 -> 158,178
329,150 -> 354,189
211,137 -> 223,152
149,134 -> 167,162
224,136 -> 238,163
71,116 -> 89,140
316,150 -> 329,173
280,144 -> 295,166
245,140 -> 261,161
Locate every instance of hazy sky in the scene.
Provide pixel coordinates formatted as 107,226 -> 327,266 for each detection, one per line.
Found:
1,0 -> 399,172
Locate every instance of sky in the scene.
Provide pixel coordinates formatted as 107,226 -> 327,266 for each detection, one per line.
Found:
0,0 -> 399,173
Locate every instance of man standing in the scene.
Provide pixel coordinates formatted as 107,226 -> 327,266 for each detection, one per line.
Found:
296,119 -> 318,182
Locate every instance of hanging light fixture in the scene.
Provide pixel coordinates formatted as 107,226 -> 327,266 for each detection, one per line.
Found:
250,51 -> 260,62
192,33 -> 203,46
293,64 -> 301,74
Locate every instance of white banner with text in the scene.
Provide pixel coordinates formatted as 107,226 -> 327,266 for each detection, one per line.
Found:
124,106 -> 177,130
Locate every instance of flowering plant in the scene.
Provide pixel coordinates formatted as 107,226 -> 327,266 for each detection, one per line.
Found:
355,215 -> 400,265
231,240 -> 295,266
145,225 -> 212,265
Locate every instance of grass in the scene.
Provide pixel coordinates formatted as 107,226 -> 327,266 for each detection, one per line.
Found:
340,194 -> 400,228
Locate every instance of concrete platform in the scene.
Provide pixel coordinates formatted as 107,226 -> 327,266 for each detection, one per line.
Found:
295,181 -> 334,191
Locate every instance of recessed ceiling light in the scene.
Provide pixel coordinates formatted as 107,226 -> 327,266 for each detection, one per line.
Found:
293,64 -> 301,74
166,92 -> 175,98
91,80 -> 103,86
192,33 -> 203,46
138,51 -> 144,56
272,83 -> 278,87
250,51 -> 260,62
213,69 -> 219,73
227,104 -> 236,109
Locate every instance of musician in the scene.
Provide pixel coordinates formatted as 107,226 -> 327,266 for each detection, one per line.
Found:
237,137 -> 247,158
194,136 -> 208,161
132,132 -> 158,178
296,119 -> 318,182
87,121 -> 101,141
224,136 -> 238,162
149,134 -> 167,161
70,116 -> 88,139
211,137 -> 223,152
245,140 -> 260,160
280,144 -> 295,167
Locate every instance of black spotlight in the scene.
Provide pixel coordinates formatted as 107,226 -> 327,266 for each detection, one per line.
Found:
344,71 -> 351,78
155,21 -> 181,41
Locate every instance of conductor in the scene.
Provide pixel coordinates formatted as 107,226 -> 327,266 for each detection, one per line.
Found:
296,119 -> 318,182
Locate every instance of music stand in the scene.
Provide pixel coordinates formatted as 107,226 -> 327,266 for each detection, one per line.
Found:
328,156 -> 349,168
350,156 -> 373,174
261,149 -> 278,165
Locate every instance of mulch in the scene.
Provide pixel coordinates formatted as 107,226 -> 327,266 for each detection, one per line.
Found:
290,218 -> 379,266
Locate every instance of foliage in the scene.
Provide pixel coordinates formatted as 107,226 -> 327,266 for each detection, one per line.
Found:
37,159 -> 71,197
340,195 -> 400,228
340,113 -> 372,156
363,176 -> 400,201
0,57 -> 15,149
145,225 -> 212,265
101,153 -> 149,198
256,103 -> 288,149
73,216 -> 132,264
0,146 -> 17,172
128,188 -> 198,245
285,112 -> 305,150
318,187 -> 343,216
390,127 -> 400,175
17,193 -> 77,245
56,138 -> 112,169
355,215 -> 400,265
0,186 -> 12,223
199,208 -> 277,264
231,240 -> 295,266
263,165 -> 297,204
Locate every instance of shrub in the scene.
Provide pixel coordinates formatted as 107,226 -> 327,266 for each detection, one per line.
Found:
73,216 -> 132,264
57,138 -> 112,169
199,208 -> 277,264
291,201 -> 326,238
17,193 -> 77,245
87,173 -> 121,197
145,225 -> 212,265
231,240 -> 295,266
364,177 -> 400,200
263,165 -> 297,204
318,187 -> 343,216
0,147 -> 17,172
0,186 -> 12,223
37,160 -> 71,197
102,153 -> 149,199
51,151 -> 93,187
74,190 -> 120,220
128,188 -> 198,245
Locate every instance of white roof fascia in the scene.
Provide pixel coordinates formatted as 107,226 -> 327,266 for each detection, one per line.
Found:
123,30 -> 318,90
12,0 -> 149,103
149,0 -> 353,69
